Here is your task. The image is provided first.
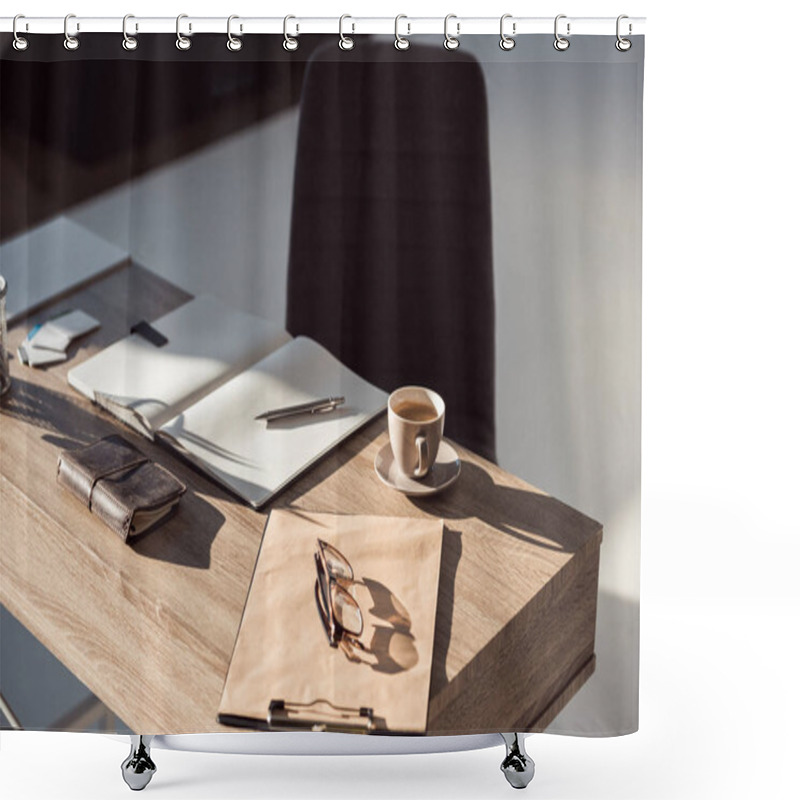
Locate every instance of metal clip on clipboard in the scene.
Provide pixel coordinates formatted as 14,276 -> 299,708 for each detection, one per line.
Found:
268,699 -> 375,733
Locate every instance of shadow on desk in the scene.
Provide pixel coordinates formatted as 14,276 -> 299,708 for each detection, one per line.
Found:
129,494 -> 225,571
430,528 -> 462,695
1,376 -> 111,449
412,461 -> 594,555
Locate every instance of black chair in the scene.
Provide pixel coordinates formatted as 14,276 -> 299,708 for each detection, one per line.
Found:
286,40 -> 496,462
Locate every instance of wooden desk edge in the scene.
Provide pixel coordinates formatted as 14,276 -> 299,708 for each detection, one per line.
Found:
0,265 -> 605,735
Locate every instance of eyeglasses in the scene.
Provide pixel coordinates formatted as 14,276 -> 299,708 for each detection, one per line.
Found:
314,538 -> 365,650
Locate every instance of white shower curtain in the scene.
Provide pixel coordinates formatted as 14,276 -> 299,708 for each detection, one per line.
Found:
0,14 -> 642,745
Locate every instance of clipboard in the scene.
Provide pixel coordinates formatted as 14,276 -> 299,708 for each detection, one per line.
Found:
216,509 -> 444,734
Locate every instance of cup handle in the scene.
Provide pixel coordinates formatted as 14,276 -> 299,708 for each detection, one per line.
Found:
414,434 -> 429,477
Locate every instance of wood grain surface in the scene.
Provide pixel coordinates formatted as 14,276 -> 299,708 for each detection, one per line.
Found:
0,264 -> 601,735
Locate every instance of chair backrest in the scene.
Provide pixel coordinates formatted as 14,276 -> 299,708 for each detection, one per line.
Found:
286,40 -> 496,462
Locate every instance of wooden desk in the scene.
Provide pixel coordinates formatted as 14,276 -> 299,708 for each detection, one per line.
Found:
0,264 -> 601,735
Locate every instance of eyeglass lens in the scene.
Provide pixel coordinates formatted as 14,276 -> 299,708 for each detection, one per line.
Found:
316,539 -> 363,639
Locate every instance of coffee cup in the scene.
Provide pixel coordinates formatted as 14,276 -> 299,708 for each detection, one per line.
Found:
388,387 -> 445,479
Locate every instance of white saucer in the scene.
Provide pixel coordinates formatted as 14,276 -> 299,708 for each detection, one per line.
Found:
374,440 -> 461,497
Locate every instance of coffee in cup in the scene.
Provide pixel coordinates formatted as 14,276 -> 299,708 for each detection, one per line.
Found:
388,387 -> 445,479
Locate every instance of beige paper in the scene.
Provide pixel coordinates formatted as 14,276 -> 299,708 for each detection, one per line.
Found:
218,509 -> 444,733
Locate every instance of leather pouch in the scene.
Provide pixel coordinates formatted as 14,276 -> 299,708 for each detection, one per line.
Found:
57,435 -> 186,542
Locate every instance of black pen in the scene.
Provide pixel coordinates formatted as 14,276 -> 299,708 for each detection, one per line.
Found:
255,396 -> 345,423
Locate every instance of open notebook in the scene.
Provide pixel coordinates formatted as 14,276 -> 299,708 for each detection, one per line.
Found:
68,296 -> 388,508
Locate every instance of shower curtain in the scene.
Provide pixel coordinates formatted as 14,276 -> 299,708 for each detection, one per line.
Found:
0,25 -> 643,739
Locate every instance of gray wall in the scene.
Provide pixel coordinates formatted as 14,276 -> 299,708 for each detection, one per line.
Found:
477,37 -> 642,734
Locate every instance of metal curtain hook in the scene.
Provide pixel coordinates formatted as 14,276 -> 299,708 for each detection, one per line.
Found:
499,14 -> 515,51
176,14 -> 192,50
64,13 -> 80,51
444,14 -> 460,51
339,14 -> 354,50
227,15 -> 242,51
394,15 -> 410,50
122,14 -> 138,51
554,14 -> 570,51
283,15 -> 299,51
616,14 -> 632,51
12,14 -> 29,51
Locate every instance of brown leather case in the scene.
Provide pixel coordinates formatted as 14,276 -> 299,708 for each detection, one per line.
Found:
57,435 -> 186,542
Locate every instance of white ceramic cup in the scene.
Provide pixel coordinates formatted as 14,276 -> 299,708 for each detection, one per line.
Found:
388,387 -> 445,479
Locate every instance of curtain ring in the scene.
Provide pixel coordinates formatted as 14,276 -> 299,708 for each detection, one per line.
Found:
176,14 -> 192,50
554,14 -> 570,51
499,14 -> 515,51
283,15 -> 299,51
12,15 -> 29,51
615,14 -> 632,51
63,13 -> 80,51
443,14 -> 460,51
122,14 -> 138,51
227,15 -> 242,51
339,14 -> 355,50
394,15 -> 410,51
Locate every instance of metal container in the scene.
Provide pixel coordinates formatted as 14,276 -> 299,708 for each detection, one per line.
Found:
0,275 -> 11,397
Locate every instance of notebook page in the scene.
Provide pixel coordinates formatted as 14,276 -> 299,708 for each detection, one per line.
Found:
157,336 -> 388,507
68,295 -> 291,436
